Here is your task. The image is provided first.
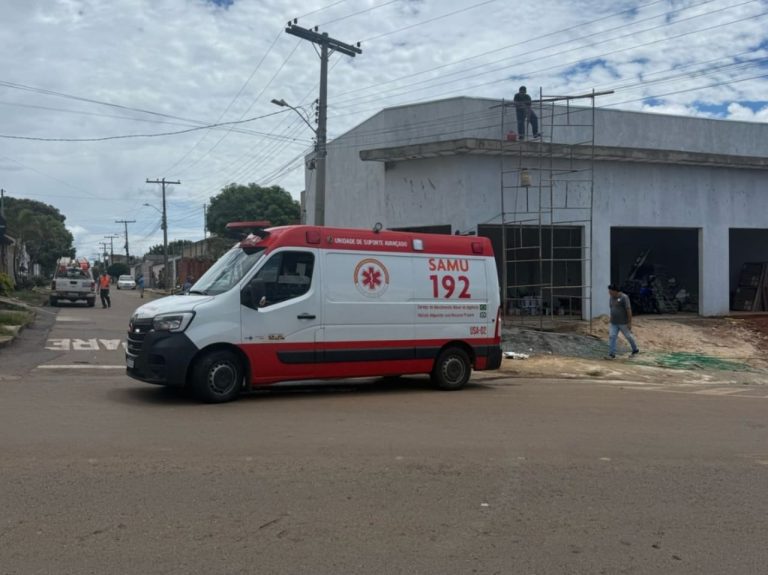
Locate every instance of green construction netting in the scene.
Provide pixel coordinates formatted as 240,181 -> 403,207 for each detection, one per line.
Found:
640,352 -> 750,372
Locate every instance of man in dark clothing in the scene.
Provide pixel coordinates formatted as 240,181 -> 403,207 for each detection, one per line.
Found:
513,86 -> 540,140
607,284 -> 639,359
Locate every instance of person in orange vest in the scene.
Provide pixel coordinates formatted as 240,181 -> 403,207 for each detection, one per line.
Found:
99,271 -> 111,308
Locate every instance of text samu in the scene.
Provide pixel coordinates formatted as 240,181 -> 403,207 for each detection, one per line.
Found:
428,258 -> 470,272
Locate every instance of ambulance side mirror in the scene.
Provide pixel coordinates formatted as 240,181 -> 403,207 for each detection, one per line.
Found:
248,278 -> 267,309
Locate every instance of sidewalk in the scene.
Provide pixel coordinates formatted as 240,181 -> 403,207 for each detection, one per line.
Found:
499,315 -> 768,386
0,296 -> 37,349
0,324 -> 24,349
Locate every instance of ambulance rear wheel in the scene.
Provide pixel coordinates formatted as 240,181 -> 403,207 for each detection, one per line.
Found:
191,350 -> 243,403
431,347 -> 471,391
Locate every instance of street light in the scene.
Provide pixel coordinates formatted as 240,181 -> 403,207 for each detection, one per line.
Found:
272,97 -> 325,226
271,99 -> 316,133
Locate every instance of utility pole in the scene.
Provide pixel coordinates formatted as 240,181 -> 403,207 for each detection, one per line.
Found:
0,189 -> 6,275
285,21 -> 361,226
146,178 -> 180,290
98,242 -> 109,267
104,234 -> 119,266
115,219 -> 135,263
203,203 -> 207,240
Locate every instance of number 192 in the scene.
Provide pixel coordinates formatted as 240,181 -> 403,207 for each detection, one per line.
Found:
430,275 -> 471,299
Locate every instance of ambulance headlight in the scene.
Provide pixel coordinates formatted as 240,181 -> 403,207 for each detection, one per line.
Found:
153,312 -> 195,332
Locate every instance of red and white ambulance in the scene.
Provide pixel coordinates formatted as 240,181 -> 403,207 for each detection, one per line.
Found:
126,224 -> 502,402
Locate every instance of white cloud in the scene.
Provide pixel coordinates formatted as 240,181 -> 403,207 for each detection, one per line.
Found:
727,102 -> 768,122
0,0 -> 765,257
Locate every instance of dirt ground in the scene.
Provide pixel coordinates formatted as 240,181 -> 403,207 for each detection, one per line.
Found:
495,314 -> 768,385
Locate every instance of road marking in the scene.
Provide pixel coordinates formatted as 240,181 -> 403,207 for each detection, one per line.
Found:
99,339 -> 123,350
56,316 -> 86,322
634,386 -> 768,399
45,338 -> 124,351
692,388 -> 749,396
36,365 -> 124,370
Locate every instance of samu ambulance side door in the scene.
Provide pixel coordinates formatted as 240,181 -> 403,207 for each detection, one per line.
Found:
240,249 -> 322,382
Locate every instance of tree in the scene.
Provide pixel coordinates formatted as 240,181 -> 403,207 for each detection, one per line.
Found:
146,239 -> 193,256
107,263 -> 129,278
3,197 -> 75,277
206,183 -> 300,236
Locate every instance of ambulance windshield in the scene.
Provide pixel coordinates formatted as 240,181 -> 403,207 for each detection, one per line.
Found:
190,246 -> 265,295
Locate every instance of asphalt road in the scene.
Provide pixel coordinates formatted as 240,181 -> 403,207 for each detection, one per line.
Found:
1,289 -> 768,574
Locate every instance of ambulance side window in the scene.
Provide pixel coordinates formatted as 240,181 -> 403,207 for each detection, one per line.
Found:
244,251 -> 314,309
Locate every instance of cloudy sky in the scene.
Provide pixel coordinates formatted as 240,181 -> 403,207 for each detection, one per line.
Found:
1,0 -> 766,260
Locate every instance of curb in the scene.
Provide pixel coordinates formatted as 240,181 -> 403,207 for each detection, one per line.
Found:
0,324 -> 23,349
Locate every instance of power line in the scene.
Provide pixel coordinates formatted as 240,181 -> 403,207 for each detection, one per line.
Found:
326,5 -> 766,124
317,0 -> 401,27
140,6 -> 768,212
216,58 -> 345,193
361,0 -> 499,43
161,30 -> 288,176
299,0 -> 350,19
0,110 -> 290,142
0,79 -> 202,123
170,39 -> 305,178
0,153 -> 103,199
333,0 -> 671,101
164,1 -> 410,192
280,22 -> 361,225
164,0 -> 372,180
332,0 -> 750,110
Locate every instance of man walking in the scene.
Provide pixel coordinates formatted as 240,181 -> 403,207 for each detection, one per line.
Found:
607,284 -> 639,359
137,275 -> 145,299
513,86 -> 540,140
99,271 -> 111,308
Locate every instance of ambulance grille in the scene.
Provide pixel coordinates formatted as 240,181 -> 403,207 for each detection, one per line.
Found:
126,318 -> 153,356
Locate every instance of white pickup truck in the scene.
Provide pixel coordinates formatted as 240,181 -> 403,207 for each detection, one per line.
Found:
50,257 -> 96,307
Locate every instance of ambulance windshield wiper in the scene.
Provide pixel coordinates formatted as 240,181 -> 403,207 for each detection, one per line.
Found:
188,289 -> 208,295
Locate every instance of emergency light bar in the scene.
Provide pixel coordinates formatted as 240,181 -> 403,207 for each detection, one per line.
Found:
225,221 -> 272,240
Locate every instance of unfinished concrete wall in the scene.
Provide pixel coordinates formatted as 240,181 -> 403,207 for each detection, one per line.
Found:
592,162 -> 767,316
316,96 -> 768,318
316,97 -> 501,228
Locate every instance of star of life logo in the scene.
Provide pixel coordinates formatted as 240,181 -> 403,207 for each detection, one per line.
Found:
353,258 -> 390,298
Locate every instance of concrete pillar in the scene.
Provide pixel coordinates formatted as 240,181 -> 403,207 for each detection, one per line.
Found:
699,225 -> 730,316
591,221 -> 611,319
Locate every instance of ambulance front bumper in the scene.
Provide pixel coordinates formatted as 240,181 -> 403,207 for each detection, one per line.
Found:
125,322 -> 198,387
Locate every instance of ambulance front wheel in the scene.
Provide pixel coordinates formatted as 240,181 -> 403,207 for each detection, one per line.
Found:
431,347 -> 471,391
191,350 -> 244,403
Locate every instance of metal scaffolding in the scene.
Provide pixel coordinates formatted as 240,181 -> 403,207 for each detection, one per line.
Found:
493,89 -> 610,329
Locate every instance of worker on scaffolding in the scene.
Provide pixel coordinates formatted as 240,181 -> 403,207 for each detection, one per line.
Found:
513,86 -> 540,140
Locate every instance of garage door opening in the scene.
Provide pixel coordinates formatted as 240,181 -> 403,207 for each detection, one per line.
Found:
729,229 -> 768,311
610,228 -> 699,314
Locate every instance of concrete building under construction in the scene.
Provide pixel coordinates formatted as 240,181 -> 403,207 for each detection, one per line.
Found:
303,95 -> 768,319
